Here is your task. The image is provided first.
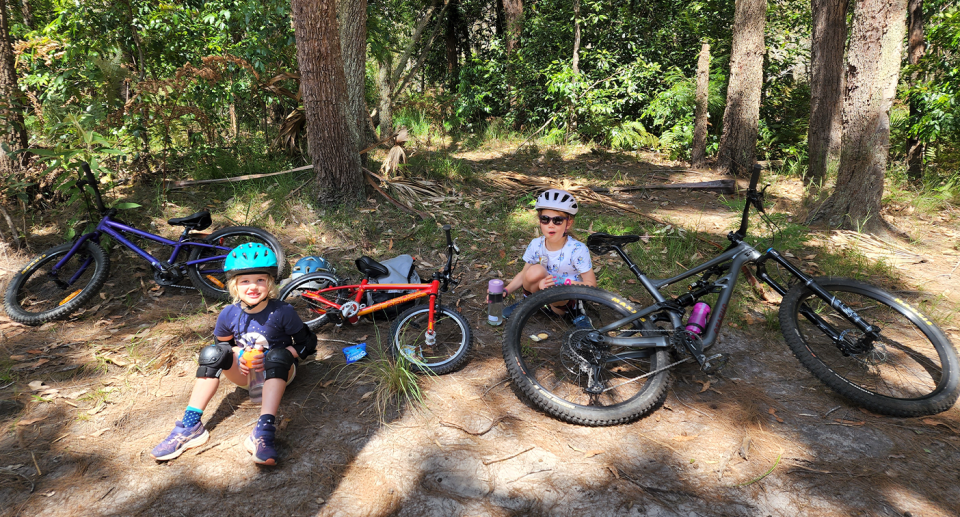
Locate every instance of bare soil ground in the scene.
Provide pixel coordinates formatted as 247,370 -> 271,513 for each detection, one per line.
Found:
2,148 -> 959,517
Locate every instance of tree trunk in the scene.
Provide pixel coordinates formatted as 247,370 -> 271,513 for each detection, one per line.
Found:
376,59 -> 394,139
292,0 -> 363,205
906,0 -> 924,183
503,0 -> 523,54
445,0 -> 460,87
691,42 -> 710,168
807,0 -> 847,185
338,0 -> 373,154
0,0 -> 28,174
18,0 -> 30,29
495,0 -> 504,38
568,0 -> 581,138
717,0 -> 767,177
809,0 -> 907,233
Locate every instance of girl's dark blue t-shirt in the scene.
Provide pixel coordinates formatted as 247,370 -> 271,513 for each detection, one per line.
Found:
214,300 -> 304,350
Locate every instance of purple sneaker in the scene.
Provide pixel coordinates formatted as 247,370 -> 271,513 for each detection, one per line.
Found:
244,422 -> 278,465
151,420 -> 209,461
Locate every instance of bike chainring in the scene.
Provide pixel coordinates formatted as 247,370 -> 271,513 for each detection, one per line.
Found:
154,267 -> 185,286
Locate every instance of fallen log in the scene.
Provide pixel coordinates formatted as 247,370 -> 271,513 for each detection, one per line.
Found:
591,179 -> 735,195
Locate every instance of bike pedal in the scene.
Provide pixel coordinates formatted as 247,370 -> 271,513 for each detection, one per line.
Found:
701,353 -> 729,374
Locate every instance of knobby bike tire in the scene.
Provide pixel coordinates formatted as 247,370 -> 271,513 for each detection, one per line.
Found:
187,226 -> 286,301
277,271 -> 344,332
779,277 -> 960,417
390,304 -> 472,375
502,285 -> 672,426
4,240 -> 110,325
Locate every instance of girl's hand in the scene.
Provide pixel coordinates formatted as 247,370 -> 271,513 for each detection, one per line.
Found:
539,276 -> 556,290
238,348 -> 265,373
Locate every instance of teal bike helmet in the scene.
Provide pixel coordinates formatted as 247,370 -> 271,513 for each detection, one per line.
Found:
224,243 -> 279,279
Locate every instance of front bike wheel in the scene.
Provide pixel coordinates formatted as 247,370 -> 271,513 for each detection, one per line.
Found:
389,304 -> 472,375
186,226 -> 286,301
503,285 -> 672,426
780,277 -> 960,417
277,271 -> 344,331
4,240 -> 110,325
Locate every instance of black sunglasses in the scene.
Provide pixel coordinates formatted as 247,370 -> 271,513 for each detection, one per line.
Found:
539,215 -> 569,226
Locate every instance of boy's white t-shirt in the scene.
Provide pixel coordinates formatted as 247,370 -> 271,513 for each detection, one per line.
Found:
522,236 -> 593,284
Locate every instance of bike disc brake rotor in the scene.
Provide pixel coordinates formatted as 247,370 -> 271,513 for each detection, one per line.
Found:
838,329 -> 888,366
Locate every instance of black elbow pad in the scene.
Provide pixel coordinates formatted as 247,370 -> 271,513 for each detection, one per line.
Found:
291,325 -> 317,359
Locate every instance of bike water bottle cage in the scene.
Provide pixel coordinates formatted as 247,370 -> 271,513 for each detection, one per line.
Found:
225,243 -> 279,279
291,256 -> 334,279
197,342 -> 235,378
167,211 -> 212,231
264,347 -> 296,380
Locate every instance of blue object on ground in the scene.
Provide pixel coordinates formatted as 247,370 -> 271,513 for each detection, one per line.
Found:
343,342 -> 368,364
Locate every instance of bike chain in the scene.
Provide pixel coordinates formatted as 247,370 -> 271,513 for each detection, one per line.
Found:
562,327 -> 704,394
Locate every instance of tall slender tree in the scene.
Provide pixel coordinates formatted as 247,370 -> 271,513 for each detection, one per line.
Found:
717,0 -> 767,177
691,42 -> 710,168
338,0 -> 373,153
502,0 -> 523,54
292,0 -> 363,204
0,0 -> 28,174
810,0 -> 908,232
807,0 -> 847,185
906,0 -> 925,183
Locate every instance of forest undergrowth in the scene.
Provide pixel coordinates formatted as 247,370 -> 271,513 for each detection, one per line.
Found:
1,139 -> 959,516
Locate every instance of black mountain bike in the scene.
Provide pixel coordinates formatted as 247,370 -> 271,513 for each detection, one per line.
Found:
503,165 -> 960,426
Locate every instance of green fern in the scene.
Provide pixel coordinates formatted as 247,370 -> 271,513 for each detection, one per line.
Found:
610,120 -> 659,150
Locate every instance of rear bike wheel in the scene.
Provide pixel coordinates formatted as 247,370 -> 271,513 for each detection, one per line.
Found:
4,240 -> 110,325
389,304 -> 472,375
186,226 -> 286,301
277,272 -> 345,331
780,277 -> 960,417
503,285 -> 672,426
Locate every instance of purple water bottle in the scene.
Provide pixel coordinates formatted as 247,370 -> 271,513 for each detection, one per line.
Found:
487,279 -> 505,326
685,302 -> 711,335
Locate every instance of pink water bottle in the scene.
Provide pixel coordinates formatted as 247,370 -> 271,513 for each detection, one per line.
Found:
487,279 -> 505,326
685,302 -> 711,335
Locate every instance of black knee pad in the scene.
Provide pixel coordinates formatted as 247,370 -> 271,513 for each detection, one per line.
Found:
264,347 -> 296,381
197,342 -> 235,378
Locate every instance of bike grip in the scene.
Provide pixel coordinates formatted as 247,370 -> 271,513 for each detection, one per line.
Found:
81,161 -> 97,185
749,164 -> 761,191
442,224 -> 452,244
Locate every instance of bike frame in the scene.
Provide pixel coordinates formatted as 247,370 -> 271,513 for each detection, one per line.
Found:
53,213 -> 229,277
588,165 -> 881,367
301,280 -> 442,328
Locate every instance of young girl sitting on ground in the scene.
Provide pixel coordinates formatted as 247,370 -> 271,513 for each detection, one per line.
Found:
503,189 -> 597,327
150,243 -> 316,466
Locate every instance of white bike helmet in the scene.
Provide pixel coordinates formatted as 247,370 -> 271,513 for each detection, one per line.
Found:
535,189 -> 579,215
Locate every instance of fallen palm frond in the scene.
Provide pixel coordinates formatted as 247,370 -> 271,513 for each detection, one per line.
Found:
821,230 -> 927,266
483,170 -> 670,226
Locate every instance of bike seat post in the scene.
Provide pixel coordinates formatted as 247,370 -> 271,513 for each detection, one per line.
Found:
614,245 -> 645,279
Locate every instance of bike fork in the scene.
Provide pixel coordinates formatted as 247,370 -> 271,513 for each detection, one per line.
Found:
759,249 -> 880,343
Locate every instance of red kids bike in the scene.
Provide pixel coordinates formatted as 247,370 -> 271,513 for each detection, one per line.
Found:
277,225 -> 472,374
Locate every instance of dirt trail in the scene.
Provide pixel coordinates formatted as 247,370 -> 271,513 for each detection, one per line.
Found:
2,153 -> 959,517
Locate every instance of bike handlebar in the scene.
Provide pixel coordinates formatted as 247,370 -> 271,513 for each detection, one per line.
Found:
79,162 -> 108,214
748,163 -> 761,192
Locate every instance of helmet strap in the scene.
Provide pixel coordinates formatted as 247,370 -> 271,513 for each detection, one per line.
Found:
241,297 -> 268,312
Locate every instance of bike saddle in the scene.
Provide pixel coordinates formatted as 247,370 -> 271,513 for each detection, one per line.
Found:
586,232 -> 640,254
355,256 -> 390,279
167,211 -> 212,231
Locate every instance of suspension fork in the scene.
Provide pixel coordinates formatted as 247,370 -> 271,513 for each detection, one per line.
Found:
756,249 -> 880,345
